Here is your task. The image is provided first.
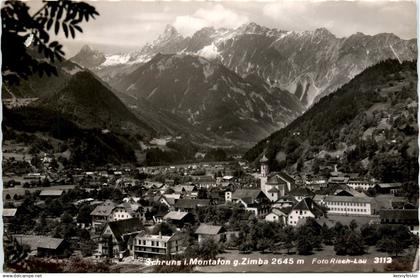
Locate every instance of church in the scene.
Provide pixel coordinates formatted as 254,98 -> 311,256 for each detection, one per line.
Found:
260,155 -> 295,202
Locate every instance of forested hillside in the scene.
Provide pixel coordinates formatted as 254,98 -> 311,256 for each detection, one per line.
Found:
245,60 -> 418,183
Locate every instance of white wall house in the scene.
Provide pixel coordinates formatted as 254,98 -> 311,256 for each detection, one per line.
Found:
346,180 -> 374,191
315,195 -> 374,215
287,198 -> 324,226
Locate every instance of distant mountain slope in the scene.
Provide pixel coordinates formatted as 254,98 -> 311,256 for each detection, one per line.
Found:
39,70 -> 154,134
5,58 -> 155,138
3,106 -> 139,167
71,45 -> 106,68
115,53 -> 304,146
5,60 -> 83,98
73,23 -> 417,107
244,60 -> 418,182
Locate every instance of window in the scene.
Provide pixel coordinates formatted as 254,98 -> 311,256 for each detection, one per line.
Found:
151,241 -> 155,246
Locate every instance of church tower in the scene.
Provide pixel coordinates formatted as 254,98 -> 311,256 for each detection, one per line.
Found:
260,154 -> 269,177
260,154 -> 269,193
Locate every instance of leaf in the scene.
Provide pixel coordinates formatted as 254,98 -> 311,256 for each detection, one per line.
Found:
49,41 -> 59,48
54,20 -> 60,35
73,25 -> 82,33
46,18 -> 53,30
57,6 -> 63,20
69,25 -> 75,39
62,23 -> 68,38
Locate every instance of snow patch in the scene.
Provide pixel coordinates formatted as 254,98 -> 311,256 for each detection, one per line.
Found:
102,54 -> 131,66
197,43 -> 220,60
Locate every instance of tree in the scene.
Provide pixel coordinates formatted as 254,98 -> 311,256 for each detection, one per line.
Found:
198,239 -> 220,259
296,235 -> 313,255
2,0 -> 99,86
334,230 -> 365,256
153,222 -> 175,236
77,204 -> 92,225
376,238 -> 404,257
320,223 -> 334,245
349,220 -> 358,231
61,212 -> 73,224
257,238 -> 273,253
361,224 -> 379,246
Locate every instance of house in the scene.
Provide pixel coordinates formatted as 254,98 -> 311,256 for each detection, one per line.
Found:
225,191 -> 233,203
195,224 -> 226,244
314,195 -> 375,216
374,183 -> 403,195
111,202 -> 144,222
272,196 -> 296,209
333,186 -> 367,197
173,185 -> 197,194
152,210 -> 167,224
347,180 -> 374,191
163,211 -> 195,228
97,218 -> 144,258
90,200 -> 117,232
132,232 -> 185,258
3,208 -> 18,223
207,190 -> 226,205
123,197 -> 141,204
287,198 -> 324,226
174,199 -> 211,213
288,187 -> 314,202
173,185 -> 198,198
157,194 -> 180,210
265,207 -> 291,225
193,176 -> 217,189
39,189 -> 64,200
231,189 -> 271,217
143,180 -> 164,189
305,179 -> 328,191
379,209 -> 419,235
13,235 -> 70,258
328,177 -> 349,185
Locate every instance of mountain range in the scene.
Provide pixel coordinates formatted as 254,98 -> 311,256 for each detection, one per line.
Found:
73,23 -> 417,107
3,23 -> 417,166
114,53 -> 304,146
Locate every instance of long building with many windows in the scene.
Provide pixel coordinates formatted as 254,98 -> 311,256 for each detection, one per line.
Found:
314,195 -> 375,215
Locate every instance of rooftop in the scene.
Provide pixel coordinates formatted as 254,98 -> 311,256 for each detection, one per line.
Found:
163,211 -> 189,221
39,190 -> 64,196
195,224 -> 225,235
13,235 -> 65,250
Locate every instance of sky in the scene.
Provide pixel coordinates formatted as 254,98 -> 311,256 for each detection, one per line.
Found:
26,0 -> 417,57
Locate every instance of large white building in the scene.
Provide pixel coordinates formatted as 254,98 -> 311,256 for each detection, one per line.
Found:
314,195 -> 375,215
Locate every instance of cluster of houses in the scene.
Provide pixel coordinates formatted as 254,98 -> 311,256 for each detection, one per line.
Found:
2,154 -> 418,261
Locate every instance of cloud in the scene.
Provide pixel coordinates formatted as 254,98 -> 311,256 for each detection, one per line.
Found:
262,2 -> 322,31
261,1 -> 416,38
173,4 -> 249,36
